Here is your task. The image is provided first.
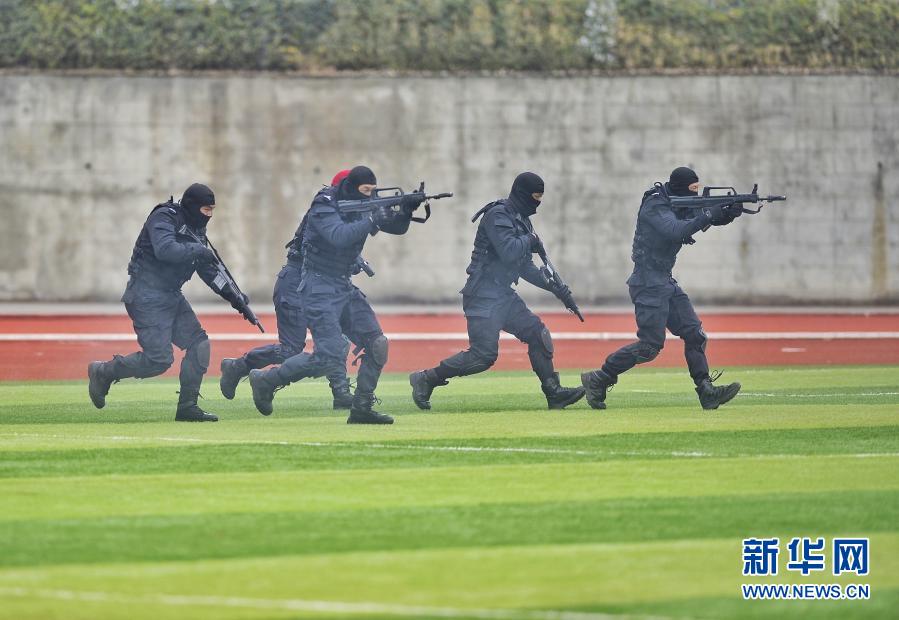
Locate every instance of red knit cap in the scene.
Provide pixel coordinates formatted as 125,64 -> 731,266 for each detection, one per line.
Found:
331,169 -> 351,187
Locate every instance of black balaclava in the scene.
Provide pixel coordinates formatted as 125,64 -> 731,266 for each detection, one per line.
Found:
180,183 -> 215,228
508,172 -> 544,217
338,165 -> 377,200
668,166 -> 699,197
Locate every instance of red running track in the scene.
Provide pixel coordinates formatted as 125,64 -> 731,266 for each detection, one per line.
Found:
1,312 -> 898,381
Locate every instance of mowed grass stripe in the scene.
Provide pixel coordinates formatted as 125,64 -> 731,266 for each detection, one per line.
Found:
3,404 -> 899,454
2,535 -> 898,614
1,366 -> 898,426
2,490 -> 896,567
2,426 -> 897,478
3,456 -> 898,522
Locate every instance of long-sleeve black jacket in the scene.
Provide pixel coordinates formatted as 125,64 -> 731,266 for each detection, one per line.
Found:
629,184 -> 712,286
461,199 -> 552,298
125,201 -> 221,294
300,186 -> 411,279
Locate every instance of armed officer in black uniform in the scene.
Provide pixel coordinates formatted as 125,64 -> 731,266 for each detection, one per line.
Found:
581,166 -> 742,410
218,170 -> 354,409
87,183 -> 248,422
248,165 -> 422,424
410,172 -> 585,410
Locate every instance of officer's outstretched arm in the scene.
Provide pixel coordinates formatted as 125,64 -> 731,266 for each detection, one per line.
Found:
311,207 -> 373,248
520,260 -> 553,292
485,212 -> 531,265
644,202 -> 711,242
147,211 -> 207,263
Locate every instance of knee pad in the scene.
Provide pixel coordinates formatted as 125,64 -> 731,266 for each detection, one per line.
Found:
142,347 -> 175,375
529,326 -> 554,356
626,341 -> 661,364
137,359 -> 173,379
184,337 -> 210,373
467,355 -> 495,374
367,334 -> 389,367
684,329 -> 708,352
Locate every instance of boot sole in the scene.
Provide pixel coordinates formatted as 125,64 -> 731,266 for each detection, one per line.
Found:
700,383 -> 742,410
175,416 -> 219,422
347,416 -> 394,425
87,362 -> 106,409
409,373 -> 432,410
547,387 -> 587,410
580,372 -> 608,410
219,359 -> 237,400
248,370 -> 274,416
718,382 -> 742,407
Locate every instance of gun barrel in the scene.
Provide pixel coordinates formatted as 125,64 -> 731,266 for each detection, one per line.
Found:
765,195 -> 787,202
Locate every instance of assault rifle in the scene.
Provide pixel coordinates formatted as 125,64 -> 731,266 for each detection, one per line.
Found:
668,184 -> 786,214
179,225 -> 265,332
537,248 -> 585,323
337,182 -> 453,223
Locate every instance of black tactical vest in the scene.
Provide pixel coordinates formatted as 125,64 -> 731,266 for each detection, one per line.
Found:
301,189 -> 366,278
127,200 -> 203,290
464,199 -> 531,292
630,185 -> 690,274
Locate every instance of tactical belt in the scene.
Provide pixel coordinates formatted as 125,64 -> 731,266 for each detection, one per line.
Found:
303,247 -> 354,278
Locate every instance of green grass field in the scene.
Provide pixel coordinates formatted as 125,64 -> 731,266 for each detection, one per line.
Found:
1,366 -> 898,620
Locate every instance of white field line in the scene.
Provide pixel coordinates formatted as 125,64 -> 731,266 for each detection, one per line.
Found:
740,392 -> 899,398
2,432 -> 898,460
0,587 -> 669,620
2,331 -> 899,342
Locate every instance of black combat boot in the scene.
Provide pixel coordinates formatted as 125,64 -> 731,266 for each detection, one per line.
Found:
696,375 -> 741,410
219,357 -> 248,400
409,369 -> 447,410
580,369 -> 615,410
249,369 -> 278,416
87,361 -> 113,409
347,392 -> 394,425
541,373 -> 586,410
332,386 -> 354,410
175,392 -> 218,422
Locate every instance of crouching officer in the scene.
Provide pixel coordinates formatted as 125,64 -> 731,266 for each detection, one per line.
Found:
248,165 -> 422,424
410,172 -> 585,410
87,183 -> 246,422
219,170 -> 354,409
581,166 -> 742,410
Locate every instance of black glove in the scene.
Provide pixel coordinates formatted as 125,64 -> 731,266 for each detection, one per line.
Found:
191,244 -> 217,265
711,205 -> 743,226
528,233 -> 544,254
700,205 -> 726,224
229,292 -> 250,310
553,282 -> 572,300
370,205 -> 393,230
401,193 -> 425,213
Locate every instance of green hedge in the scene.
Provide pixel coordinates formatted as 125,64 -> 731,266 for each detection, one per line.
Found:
0,0 -> 895,71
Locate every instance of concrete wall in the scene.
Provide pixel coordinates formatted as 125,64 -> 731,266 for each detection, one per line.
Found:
0,74 -> 896,304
